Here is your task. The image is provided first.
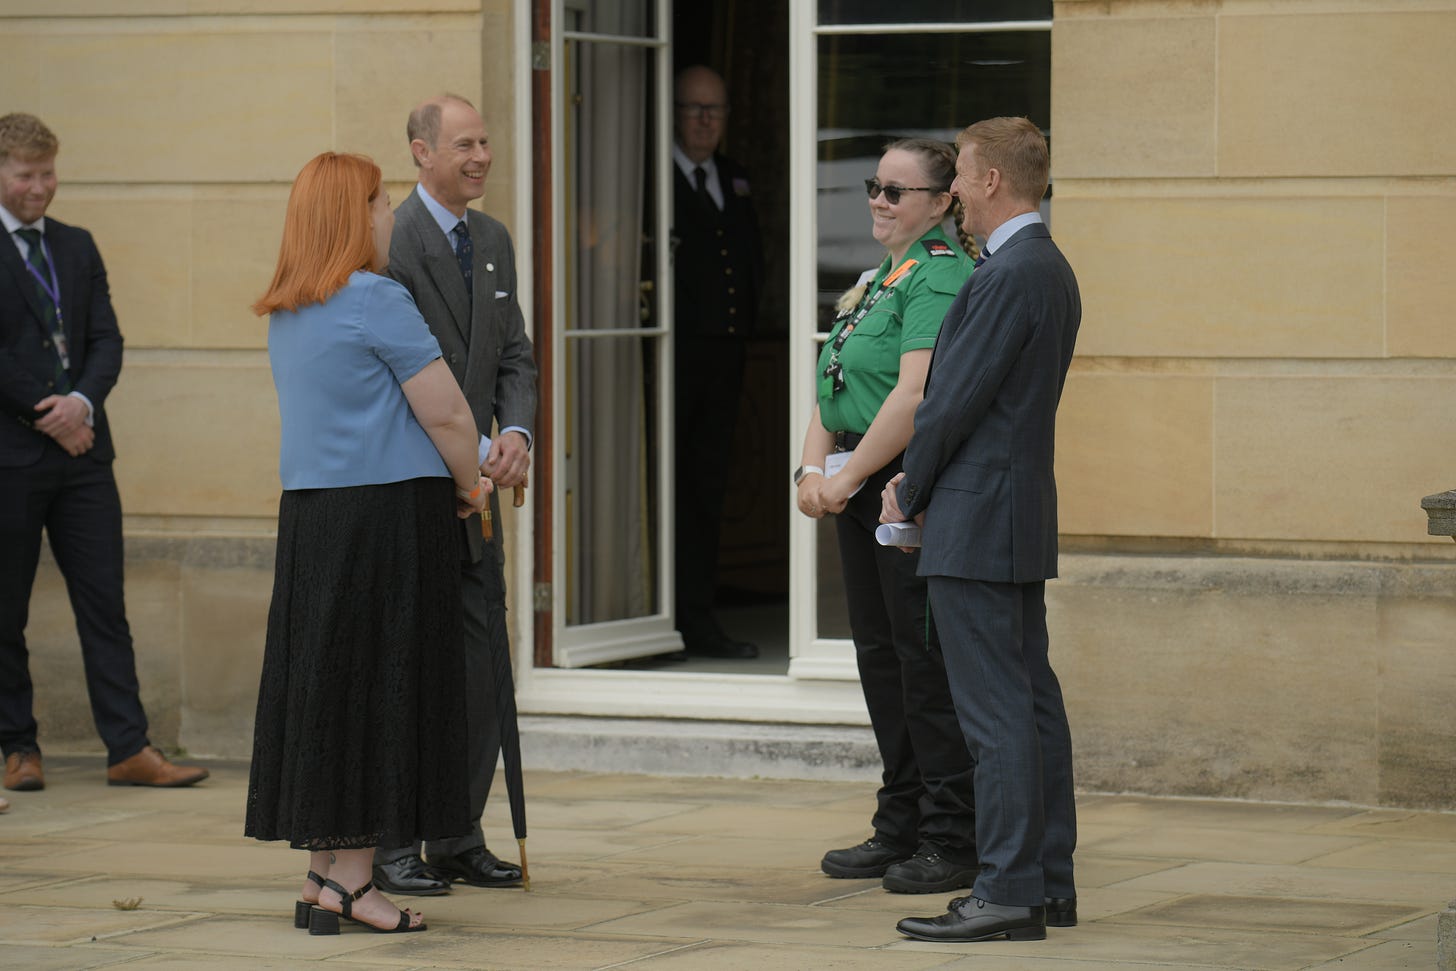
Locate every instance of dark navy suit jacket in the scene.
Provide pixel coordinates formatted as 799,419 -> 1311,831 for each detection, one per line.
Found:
896,222 -> 1081,583
0,217 -> 123,468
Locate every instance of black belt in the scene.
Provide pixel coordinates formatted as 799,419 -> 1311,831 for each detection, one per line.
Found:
833,430 -> 864,452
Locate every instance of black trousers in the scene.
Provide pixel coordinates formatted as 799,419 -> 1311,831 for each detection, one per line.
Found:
0,444 -> 150,765
928,575 -> 1076,905
835,455 -> 976,862
380,511 -> 507,861
673,337 -> 746,643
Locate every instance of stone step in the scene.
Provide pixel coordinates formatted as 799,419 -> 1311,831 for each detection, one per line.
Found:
519,715 -> 881,781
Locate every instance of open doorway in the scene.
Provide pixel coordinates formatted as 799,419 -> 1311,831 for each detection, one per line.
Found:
625,0 -> 793,675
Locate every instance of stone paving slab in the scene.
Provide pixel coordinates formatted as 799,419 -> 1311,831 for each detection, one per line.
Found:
395,889 -> 666,932
896,922 -> 1370,971
0,903 -> 207,946
585,899 -> 906,948
1076,796 -> 1365,833
1075,853 -> 1186,887
1116,893 -> 1427,935
620,940 -> 962,969
0,944 -> 156,971
568,865 -> 879,905
355,928 -> 701,969
103,914 -> 419,959
7,875 -> 301,918
1305,837 -> 1456,873
36,839 -> 296,880
1310,809 -> 1456,841
506,826 -> 695,863
623,803 -> 869,843
1302,939 -> 1431,969
504,797 -> 705,831
1,759 -> 1452,970
1084,824 -> 1365,865
621,835 -> 849,871
1115,860 -> 1456,907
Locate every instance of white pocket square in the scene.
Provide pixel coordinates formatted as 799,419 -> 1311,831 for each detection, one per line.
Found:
494,290 -> 509,299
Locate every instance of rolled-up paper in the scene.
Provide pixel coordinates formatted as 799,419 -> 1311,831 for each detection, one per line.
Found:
875,521 -> 921,548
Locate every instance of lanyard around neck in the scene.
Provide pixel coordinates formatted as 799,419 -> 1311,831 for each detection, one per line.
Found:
20,233 -> 63,314
828,257 -> 918,354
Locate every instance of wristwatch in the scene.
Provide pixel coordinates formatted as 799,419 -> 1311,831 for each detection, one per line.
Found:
793,465 -> 824,486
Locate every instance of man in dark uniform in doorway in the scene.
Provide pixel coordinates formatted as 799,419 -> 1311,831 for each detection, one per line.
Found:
671,64 -> 764,659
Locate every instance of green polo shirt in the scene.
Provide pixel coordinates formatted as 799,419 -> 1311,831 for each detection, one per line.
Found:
816,226 -> 972,434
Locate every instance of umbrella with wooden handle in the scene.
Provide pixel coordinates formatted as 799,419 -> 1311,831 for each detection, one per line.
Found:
480,474 -> 531,889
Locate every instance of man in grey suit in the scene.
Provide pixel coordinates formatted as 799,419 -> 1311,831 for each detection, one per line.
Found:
373,94 -> 537,896
882,117 -> 1080,943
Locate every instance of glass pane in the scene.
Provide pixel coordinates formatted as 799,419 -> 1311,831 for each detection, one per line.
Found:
817,30 -> 1050,315
563,0 -> 661,627
818,0 -> 1050,26
812,28 -> 1049,639
565,0 -> 657,38
564,335 -> 661,625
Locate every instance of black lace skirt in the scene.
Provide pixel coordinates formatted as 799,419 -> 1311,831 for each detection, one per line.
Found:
244,477 -> 471,851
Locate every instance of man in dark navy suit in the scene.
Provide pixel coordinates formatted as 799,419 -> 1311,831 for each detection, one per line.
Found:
0,112 -> 208,794
671,65 -> 764,659
883,117 -> 1081,943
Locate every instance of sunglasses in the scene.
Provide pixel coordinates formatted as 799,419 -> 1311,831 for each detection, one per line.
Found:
864,178 -> 943,205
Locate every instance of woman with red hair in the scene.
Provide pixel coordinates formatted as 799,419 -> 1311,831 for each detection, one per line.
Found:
244,152 -> 487,935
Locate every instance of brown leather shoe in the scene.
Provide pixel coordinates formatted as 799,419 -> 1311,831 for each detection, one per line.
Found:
106,747 -> 209,788
4,751 -> 44,791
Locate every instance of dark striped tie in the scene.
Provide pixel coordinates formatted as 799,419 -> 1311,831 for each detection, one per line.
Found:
453,220 -> 473,299
973,249 -> 990,269
15,228 -> 70,393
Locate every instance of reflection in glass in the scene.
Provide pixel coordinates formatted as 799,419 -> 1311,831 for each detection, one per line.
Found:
563,0 -> 661,626
817,30 -> 1050,323
818,0 -> 1050,26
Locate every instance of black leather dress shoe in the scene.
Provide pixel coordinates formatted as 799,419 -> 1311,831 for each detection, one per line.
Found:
896,895 -> 1047,943
373,855 -> 451,896
427,845 -> 523,888
821,837 -> 913,878
1045,896 -> 1077,927
882,848 -> 980,894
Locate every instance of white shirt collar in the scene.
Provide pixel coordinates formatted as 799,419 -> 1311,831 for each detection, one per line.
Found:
672,143 -> 718,184
0,203 -> 44,236
984,210 -> 1044,258
415,182 -> 466,240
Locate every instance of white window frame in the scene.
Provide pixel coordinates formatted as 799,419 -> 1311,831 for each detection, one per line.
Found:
511,0 -> 1050,722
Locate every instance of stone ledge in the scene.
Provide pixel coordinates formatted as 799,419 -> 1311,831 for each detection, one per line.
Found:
519,716 -> 880,782
1423,489 -> 1456,541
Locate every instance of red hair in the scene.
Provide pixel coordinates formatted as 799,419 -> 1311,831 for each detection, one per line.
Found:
253,152 -> 383,315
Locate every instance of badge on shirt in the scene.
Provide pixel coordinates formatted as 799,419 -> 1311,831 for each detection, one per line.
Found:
922,239 -> 957,258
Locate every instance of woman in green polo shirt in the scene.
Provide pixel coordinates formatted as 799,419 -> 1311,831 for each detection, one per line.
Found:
796,138 -> 979,895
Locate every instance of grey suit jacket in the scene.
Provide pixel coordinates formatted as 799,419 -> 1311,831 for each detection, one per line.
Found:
896,223 -> 1081,583
388,187 -> 538,562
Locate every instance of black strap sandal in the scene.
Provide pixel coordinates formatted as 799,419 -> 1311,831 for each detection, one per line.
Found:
293,870 -> 327,929
309,878 -> 425,935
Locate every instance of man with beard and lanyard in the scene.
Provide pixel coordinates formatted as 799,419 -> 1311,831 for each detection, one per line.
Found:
371,94 -> 536,897
0,112 -> 210,797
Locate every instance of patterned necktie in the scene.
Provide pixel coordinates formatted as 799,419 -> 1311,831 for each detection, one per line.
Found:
452,220 -> 473,299
693,166 -> 716,209
15,228 -> 70,393
973,249 -> 990,269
